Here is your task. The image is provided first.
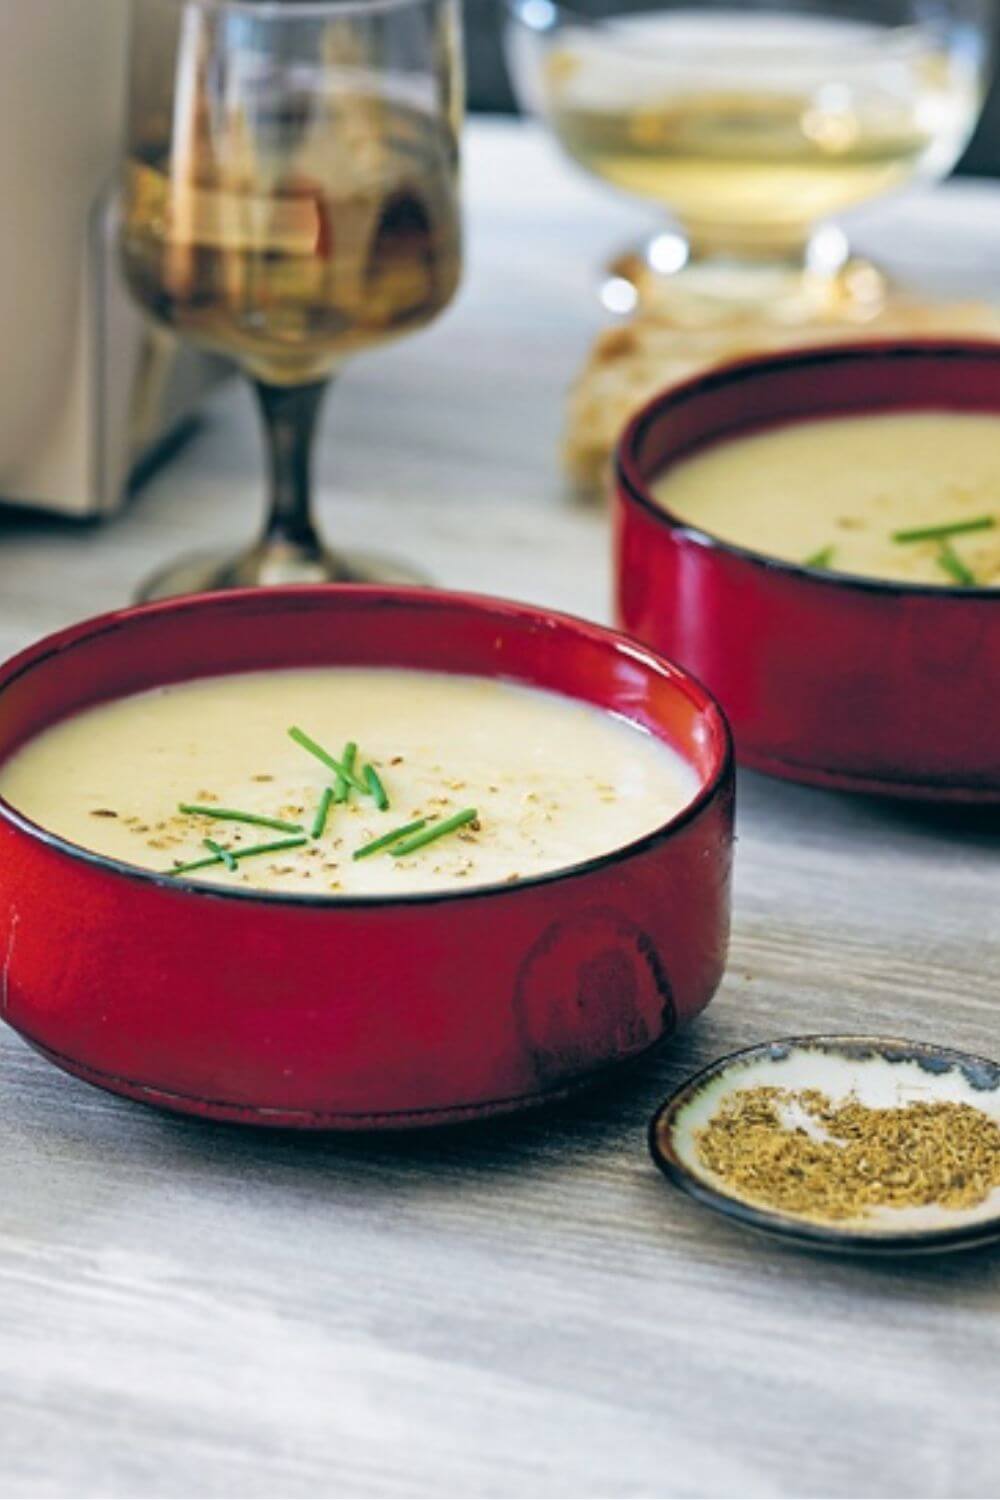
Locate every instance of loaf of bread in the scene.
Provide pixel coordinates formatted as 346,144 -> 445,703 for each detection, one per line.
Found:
565,298 -> 1000,493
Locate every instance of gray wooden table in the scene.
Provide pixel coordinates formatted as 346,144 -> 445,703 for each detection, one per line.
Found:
1,121 -> 999,1500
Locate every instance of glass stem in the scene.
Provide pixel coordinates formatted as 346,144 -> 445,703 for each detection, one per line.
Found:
253,378 -> 330,562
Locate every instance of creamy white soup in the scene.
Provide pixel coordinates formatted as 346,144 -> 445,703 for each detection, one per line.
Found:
0,668 -> 699,896
652,411 -> 1000,587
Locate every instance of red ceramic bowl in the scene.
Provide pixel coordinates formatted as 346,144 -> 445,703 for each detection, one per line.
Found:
0,586 -> 733,1128
615,339 -> 1000,801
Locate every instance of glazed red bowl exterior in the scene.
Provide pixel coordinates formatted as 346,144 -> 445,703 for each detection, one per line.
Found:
0,586 -> 733,1128
615,340 -> 1000,801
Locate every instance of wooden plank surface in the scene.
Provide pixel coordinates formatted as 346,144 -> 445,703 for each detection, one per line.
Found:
0,121 -> 999,1500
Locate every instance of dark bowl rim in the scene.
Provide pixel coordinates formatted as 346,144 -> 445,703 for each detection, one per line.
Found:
649,1032 -> 1000,1254
0,583 -> 734,911
616,337 -> 1000,600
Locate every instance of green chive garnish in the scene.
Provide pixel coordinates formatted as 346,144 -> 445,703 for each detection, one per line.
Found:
288,727 -> 368,793
164,851 -> 228,877
166,835 -> 308,877
179,803 -> 304,835
804,545 -> 835,570
936,540 -> 976,587
353,818 -> 428,861
311,786 -> 335,839
364,764 -> 389,811
391,808 -> 478,858
333,742 -> 358,804
203,837 -> 238,872
893,515 -> 995,545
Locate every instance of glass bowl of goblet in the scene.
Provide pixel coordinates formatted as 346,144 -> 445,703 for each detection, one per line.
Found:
505,0 -> 991,322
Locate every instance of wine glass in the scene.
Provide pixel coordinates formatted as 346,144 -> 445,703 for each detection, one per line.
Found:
506,0 -> 991,323
120,0 -> 463,600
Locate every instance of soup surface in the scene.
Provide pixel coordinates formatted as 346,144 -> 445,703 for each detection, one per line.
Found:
652,410 -> 1000,587
0,668 -> 698,896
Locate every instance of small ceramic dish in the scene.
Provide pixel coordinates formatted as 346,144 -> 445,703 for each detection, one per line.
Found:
615,339 -> 1000,801
0,585 -> 734,1129
650,1035 -> 1000,1254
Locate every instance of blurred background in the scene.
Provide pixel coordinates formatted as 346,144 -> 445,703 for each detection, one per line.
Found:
464,0 -> 1000,173
4,0 -> 996,531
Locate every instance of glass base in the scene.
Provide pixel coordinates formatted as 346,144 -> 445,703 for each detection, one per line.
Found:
601,228 -> 889,326
135,543 -> 429,604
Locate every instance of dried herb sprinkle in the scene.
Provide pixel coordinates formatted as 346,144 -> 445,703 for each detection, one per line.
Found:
696,1086 -> 1000,1223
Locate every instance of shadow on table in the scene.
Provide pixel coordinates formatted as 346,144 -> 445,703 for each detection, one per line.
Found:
137,1020 -> 711,1180
19,1012 -> 1000,1296
737,766 -> 1000,849
138,1025 -> 1000,1293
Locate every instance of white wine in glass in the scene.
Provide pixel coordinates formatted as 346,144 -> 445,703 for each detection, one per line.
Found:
121,0 -> 463,599
507,0 -> 991,321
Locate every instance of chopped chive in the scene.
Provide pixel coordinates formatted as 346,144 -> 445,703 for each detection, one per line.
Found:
288,727 -> 368,793
936,540 -> 976,587
364,764 -> 390,811
893,515 -> 995,545
353,818 -> 428,861
203,837 -> 238,872
166,835 -> 308,877
311,786 -> 335,839
179,803 -> 304,835
804,545 -> 835,570
164,851 -> 225,877
237,835 -> 308,861
333,741 -> 358,804
391,808 -> 478,858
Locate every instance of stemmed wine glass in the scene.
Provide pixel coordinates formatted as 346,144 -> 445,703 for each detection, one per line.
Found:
506,0 -> 991,323
120,0 -> 463,600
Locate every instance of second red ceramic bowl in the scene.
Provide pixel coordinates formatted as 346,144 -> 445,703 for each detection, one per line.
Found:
0,586 -> 733,1128
616,340 -> 1000,801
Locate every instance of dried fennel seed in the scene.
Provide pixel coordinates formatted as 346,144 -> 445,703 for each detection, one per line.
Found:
695,1086 -> 1000,1223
